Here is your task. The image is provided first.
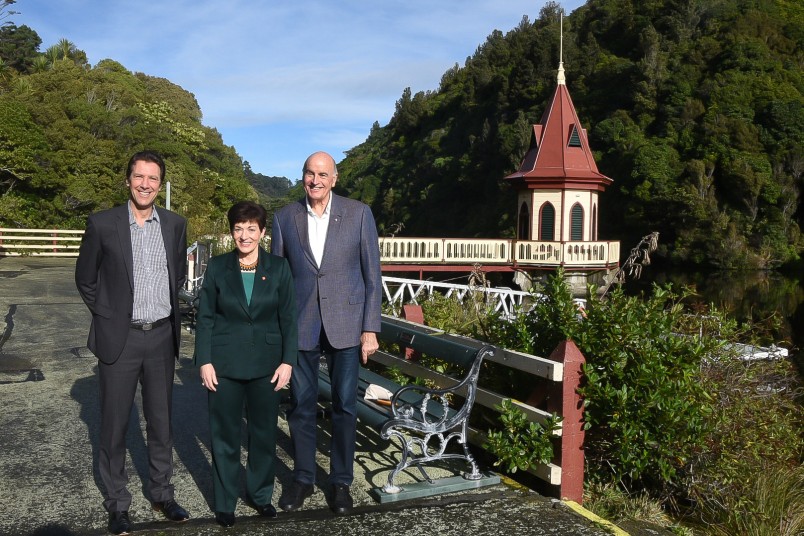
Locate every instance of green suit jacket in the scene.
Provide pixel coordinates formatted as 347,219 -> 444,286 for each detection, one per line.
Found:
194,247 -> 298,379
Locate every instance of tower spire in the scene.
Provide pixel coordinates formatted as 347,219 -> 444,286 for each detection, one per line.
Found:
557,11 -> 565,85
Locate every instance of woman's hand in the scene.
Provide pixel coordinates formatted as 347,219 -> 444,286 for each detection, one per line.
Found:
200,363 -> 218,392
271,363 -> 292,391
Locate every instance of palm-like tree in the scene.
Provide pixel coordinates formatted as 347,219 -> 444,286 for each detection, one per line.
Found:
57,38 -> 76,60
44,45 -> 60,64
31,55 -> 49,73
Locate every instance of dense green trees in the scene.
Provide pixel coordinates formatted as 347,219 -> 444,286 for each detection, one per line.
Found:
0,24 -> 258,237
0,0 -> 802,268
339,0 -> 804,269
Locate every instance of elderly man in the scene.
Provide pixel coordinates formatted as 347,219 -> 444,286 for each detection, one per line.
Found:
75,150 -> 190,535
271,151 -> 381,515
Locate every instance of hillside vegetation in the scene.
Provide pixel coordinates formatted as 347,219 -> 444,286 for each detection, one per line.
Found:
0,0 -> 802,268
338,0 -> 804,269
0,5 -> 263,238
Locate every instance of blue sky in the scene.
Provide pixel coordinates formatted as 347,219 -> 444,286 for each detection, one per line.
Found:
15,0 -> 585,180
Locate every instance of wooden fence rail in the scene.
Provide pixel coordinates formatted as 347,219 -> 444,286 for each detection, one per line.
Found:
379,312 -> 586,503
0,228 -> 85,257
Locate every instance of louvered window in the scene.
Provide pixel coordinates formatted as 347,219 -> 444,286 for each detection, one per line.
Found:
571,204 -> 583,240
540,203 -> 555,241
568,126 -> 582,147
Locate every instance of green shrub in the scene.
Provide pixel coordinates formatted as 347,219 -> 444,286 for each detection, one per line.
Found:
480,269 -> 726,494
417,268 -> 803,529
576,284 -> 723,492
421,292 -> 486,334
485,399 -> 561,474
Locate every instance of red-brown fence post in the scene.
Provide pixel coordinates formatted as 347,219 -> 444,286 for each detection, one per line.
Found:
546,339 -> 586,503
401,304 -> 424,361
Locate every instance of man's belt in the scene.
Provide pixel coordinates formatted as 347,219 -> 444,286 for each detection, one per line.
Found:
130,317 -> 170,331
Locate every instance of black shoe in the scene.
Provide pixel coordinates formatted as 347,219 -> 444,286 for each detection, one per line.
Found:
215,511 -> 235,527
255,503 -> 278,518
107,511 -> 131,535
331,484 -> 353,516
152,499 -> 190,522
278,481 -> 314,512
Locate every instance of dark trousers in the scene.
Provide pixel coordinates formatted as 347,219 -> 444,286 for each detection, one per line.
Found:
288,332 -> 359,486
98,322 -> 175,512
208,375 -> 280,511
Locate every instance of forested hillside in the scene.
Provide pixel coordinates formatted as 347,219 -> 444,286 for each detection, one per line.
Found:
1,0 -> 802,267
338,0 -> 804,269
0,6 -> 257,239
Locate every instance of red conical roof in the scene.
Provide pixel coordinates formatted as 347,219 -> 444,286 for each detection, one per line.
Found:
505,66 -> 612,191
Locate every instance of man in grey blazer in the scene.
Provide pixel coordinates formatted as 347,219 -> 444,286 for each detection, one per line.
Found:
271,151 -> 381,516
75,151 -> 190,535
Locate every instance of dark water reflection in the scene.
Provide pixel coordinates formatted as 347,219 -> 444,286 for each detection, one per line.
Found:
624,269 -> 804,359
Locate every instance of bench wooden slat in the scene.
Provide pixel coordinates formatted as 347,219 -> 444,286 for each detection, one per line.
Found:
371,349 -> 560,432
379,321 -> 478,368
380,315 -> 562,380
317,366 -> 456,430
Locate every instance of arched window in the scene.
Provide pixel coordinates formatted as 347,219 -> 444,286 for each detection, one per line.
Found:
518,202 -> 530,240
570,203 -> 584,241
539,203 -> 555,241
592,204 -> 598,241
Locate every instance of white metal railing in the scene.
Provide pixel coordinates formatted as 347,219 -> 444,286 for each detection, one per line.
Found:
0,228 -> 84,257
382,276 -> 531,317
380,237 -> 619,267
382,275 -> 586,316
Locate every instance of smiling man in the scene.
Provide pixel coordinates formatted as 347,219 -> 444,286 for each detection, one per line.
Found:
75,150 -> 190,535
271,151 -> 381,516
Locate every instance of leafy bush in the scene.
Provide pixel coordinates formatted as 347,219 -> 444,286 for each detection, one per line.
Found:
575,284 -> 724,492
415,268 -> 803,530
481,269 -> 724,493
421,291 -> 486,335
485,399 -> 561,474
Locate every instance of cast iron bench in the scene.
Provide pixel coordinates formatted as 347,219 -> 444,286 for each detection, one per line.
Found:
317,316 -> 496,495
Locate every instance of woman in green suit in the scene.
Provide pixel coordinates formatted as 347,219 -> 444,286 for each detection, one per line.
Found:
195,201 -> 297,527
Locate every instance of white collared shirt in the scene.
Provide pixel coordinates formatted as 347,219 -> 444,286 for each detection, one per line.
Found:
306,197 -> 331,267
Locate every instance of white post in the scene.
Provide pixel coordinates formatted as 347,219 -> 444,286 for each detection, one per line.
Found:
166,181 -> 171,211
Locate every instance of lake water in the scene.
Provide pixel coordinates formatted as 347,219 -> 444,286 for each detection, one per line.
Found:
624,268 -> 803,362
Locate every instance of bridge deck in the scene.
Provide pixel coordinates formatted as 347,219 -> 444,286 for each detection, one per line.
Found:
0,257 -> 619,536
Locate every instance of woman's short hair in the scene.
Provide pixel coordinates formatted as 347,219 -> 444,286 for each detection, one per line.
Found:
227,201 -> 267,231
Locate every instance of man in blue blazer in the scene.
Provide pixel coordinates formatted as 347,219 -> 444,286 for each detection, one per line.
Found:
272,151 -> 381,515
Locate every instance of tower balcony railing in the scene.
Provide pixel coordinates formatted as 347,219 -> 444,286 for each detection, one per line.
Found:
379,237 -> 620,268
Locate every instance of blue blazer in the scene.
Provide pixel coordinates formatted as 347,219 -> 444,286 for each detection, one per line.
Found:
271,194 -> 382,351
194,248 -> 298,379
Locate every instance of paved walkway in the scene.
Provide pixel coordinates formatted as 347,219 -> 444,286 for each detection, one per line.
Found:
0,257 -> 623,536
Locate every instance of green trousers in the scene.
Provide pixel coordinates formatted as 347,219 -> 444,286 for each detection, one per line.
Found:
208,375 -> 281,512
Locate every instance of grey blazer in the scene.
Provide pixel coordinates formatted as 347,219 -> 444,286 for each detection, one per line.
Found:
75,204 -> 187,364
271,194 -> 382,351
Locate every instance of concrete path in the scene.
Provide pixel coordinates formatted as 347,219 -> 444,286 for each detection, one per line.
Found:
0,257 -> 620,536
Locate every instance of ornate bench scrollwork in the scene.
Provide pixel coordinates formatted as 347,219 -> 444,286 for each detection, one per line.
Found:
379,339 -> 496,493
